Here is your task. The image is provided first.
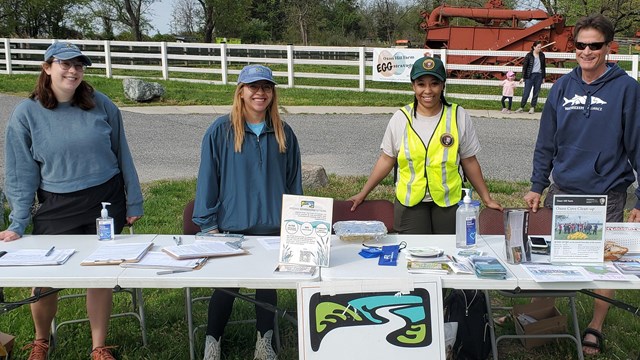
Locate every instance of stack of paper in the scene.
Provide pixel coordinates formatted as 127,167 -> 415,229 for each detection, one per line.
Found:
81,242 -> 153,265
162,240 -> 246,260
0,249 -> 76,266
406,261 -> 451,274
469,256 -> 507,279
120,251 -> 207,270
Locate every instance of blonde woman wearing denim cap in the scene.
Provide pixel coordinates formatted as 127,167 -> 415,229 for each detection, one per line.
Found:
349,56 -> 501,234
1,42 -> 143,360
193,64 -> 302,360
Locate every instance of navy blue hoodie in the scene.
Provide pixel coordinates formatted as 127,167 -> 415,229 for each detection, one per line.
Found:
531,64 -> 640,209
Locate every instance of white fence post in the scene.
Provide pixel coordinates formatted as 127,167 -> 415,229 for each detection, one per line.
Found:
161,42 -> 169,80
287,44 -> 294,88
633,55 -> 639,81
4,38 -> 12,75
104,40 -> 112,78
358,46 -> 366,91
220,42 -> 228,85
440,49 -> 447,96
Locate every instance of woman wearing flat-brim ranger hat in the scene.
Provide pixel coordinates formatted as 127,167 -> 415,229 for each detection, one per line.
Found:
348,55 -> 502,234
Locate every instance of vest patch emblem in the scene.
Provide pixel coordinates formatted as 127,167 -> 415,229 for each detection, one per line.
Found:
440,133 -> 454,147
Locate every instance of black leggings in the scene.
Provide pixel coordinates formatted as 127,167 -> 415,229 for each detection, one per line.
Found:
206,288 -> 277,339
501,96 -> 513,110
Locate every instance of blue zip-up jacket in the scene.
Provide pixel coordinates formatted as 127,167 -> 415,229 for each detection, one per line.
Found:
193,114 -> 303,234
531,64 -> 640,208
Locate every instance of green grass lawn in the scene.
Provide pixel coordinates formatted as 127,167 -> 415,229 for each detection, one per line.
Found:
2,177 -> 639,359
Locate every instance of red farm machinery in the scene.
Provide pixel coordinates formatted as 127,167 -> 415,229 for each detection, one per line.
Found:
419,0 -> 617,79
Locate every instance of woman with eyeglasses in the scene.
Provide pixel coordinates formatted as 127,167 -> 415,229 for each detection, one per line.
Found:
515,40 -> 546,114
193,64 -> 302,360
525,14 -> 640,356
0,42 -> 143,360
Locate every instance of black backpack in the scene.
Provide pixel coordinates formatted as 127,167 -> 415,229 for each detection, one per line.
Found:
444,289 -> 492,360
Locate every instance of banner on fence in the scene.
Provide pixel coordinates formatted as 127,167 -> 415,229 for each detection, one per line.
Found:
297,279 -> 445,359
372,48 -> 434,83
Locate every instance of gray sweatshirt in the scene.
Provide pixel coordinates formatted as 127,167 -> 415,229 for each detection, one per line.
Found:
4,91 -> 143,235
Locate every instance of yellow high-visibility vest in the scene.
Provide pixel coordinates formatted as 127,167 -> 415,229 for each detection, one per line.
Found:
396,103 -> 462,207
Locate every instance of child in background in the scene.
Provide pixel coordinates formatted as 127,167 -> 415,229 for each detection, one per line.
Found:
500,71 -> 518,113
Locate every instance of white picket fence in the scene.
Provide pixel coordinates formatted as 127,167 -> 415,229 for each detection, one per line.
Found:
1,38 -> 639,102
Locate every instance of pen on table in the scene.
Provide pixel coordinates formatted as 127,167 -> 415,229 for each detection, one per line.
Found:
447,255 -> 458,263
45,246 -> 55,257
157,269 -> 193,275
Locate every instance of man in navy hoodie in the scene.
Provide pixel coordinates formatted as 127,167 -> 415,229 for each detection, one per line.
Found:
524,14 -> 640,356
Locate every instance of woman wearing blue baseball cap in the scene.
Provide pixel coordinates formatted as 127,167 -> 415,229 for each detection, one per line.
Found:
0,42 -> 143,360
193,64 -> 302,360
349,56 -> 501,234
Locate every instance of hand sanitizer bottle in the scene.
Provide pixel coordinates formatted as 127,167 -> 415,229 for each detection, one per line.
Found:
97,202 -> 115,241
456,188 -> 478,248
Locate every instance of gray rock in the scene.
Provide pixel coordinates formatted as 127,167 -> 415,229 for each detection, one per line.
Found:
302,163 -> 329,189
123,78 -> 165,102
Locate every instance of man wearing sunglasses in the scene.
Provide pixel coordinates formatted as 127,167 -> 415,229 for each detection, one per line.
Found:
524,14 -> 640,356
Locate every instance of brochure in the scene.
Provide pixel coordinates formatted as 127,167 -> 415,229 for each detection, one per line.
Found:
406,261 -> 451,274
550,195 -> 607,263
521,264 -> 591,282
503,209 -> 530,264
278,194 -> 333,268
468,256 -> 507,279
581,264 -> 628,281
613,261 -> 640,274
0,248 -> 76,266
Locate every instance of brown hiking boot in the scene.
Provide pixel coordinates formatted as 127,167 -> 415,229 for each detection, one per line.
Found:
23,339 -> 49,360
90,346 -> 117,360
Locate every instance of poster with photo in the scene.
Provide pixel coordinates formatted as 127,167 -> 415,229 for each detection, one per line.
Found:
279,194 -> 333,267
551,195 -> 607,263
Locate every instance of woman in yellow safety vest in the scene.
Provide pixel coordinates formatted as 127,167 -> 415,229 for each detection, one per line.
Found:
349,56 -> 502,234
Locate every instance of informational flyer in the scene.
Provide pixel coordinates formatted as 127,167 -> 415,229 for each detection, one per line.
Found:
372,48 -> 435,83
521,264 -> 591,282
550,195 -> 607,263
604,222 -> 640,253
279,194 -> 333,267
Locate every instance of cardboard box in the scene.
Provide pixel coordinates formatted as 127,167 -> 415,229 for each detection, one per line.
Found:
0,332 -> 15,360
512,300 -> 567,349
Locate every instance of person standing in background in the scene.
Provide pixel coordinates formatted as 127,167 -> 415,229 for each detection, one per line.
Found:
516,41 -> 546,114
0,42 -> 143,360
500,71 -> 518,113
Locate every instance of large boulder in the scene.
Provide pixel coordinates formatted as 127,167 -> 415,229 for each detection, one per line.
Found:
302,163 -> 329,189
123,78 -> 165,102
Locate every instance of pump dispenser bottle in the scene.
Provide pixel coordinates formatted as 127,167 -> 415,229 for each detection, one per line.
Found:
456,188 -> 478,248
97,202 -> 115,241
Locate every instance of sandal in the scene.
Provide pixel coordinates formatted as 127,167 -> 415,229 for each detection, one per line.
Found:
493,314 -> 511,327
582,327 -> 604,355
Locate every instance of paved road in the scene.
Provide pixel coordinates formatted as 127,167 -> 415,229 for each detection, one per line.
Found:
0,93 -> 539,185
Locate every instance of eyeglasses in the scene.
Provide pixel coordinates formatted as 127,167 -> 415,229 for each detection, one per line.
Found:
53,59 -> 87,71
575,42 -> 607,51
245,83 -> 274,93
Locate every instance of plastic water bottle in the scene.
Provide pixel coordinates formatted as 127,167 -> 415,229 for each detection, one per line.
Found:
456,188 -> 478,248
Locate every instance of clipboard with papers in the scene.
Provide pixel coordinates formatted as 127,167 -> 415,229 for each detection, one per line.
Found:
120,251 -> 207,270
80,242 -> 154,265
162,240 -> 247,260
0,248 -> 76,266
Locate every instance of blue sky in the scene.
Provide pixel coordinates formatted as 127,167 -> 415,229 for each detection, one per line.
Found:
149,0 -> 173,34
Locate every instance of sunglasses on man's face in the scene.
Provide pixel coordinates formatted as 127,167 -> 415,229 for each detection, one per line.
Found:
575,41 -> 607,51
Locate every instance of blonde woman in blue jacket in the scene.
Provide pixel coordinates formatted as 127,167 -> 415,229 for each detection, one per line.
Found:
193,65 -> 302,360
